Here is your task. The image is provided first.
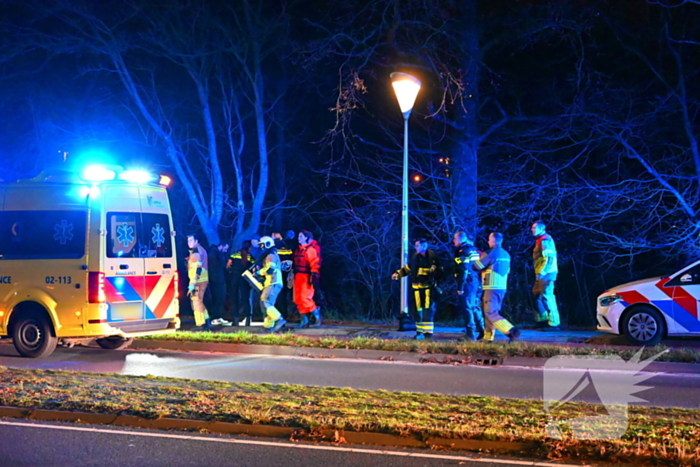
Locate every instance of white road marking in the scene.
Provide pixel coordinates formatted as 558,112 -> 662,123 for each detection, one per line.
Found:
0,419 -> 592,466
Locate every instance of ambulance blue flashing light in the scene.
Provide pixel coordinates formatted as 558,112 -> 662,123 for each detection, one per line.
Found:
82,165 -> 117,182
120,170 -> 157,184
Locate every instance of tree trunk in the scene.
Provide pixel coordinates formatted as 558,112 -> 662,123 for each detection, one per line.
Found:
451,0 -> 480,238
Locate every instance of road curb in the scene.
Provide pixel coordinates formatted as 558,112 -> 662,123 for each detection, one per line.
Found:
0,406 -> 534,454
130,339 -> 700,374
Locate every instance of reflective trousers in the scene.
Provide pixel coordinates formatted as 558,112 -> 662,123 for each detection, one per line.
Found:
190,281 -> 210,326
413,286 -> 436,335
482,289 -> 514,341
261,284 -> 283,328
533,273 -> 560,327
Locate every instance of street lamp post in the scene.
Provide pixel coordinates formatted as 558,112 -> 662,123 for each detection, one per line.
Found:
391,72 -> 421,317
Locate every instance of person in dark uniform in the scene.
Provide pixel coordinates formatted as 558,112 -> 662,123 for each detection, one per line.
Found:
207,243 -> 233,326
452,231 -> 484,341
227,240 -> 253,326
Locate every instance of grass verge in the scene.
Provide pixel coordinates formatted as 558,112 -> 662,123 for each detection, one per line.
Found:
143,330 -> 700,364
0,367 -> 698,466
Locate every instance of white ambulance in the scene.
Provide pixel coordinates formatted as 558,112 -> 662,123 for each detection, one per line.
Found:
0,165 -> 180,357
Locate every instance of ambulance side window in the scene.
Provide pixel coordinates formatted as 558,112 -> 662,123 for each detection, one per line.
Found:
141,213 -> 172,258
107,213 -> 140,258
0,210 -> 87,259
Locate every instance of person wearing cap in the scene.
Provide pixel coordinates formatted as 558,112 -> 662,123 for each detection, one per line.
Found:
453,231 -> 484,341
272,232 -> 294,319
254,236 -> 286,333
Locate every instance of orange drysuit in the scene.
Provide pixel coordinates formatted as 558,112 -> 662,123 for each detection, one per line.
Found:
293,240 -> 321,314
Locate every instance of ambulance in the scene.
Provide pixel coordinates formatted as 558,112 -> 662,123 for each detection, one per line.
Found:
0,165 -> 180,357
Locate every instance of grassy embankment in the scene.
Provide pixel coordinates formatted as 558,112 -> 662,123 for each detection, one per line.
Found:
143,330 -> 700,363
0,367 -> 698,466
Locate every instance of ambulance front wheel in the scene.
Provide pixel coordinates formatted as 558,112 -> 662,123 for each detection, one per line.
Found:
12,313 -> 58,358
95,337 -> 134,350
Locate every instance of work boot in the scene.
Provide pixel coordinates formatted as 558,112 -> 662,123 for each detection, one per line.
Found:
414,333 -> 425,340
508,327 -> 521,343
310,308 -> 323,327
397,313 -> 416,332
197,318 -> 212,332
271,318 -> 287,333
297,313 -> 310,329
424,333 -> 433,340
244,316 -> 251,327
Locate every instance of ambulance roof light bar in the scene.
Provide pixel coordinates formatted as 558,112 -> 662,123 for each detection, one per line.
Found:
119,170 -> 157,184
81,165 -> 117,182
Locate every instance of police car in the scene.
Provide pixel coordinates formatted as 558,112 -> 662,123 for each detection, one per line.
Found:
597,261 -> 700,345
0,165 -> 180,357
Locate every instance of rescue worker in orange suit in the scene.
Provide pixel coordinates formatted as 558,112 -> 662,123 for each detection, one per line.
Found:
472,232 -> 520,343
531,220 -> 560,331
254,236 -> 286,333
186,233 -> 210,330
453,231 -> 484,341
227,240 -> 253,326
392,238 -> 442,340
293,230 -> 322,328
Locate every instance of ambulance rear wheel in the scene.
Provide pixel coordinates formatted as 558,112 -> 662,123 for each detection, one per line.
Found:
95,337 -> 134,350
12,313 -> 58,358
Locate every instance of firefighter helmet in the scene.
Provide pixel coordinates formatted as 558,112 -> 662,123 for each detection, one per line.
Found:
260,236 -> 275,249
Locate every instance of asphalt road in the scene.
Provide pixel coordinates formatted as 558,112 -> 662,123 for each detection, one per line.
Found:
0,419 -> 594,467
1,342 -> 698,408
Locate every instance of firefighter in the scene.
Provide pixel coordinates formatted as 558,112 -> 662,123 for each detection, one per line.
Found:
531,220 -> 560,331
272,232 -> 294,319
293,230 -> 322,328
253,236 -> 286,333
472,232 -> 520,343
452,231 -> 484,341
186,233 -> 210,330
392,238 -> 442,340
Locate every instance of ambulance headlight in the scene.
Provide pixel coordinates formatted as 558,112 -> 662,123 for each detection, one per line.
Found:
120,170 -> 156,184
599,294 -> 622,307
82,165 -> 117,181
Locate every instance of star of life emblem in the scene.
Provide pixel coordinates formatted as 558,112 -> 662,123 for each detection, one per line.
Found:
152,223 -> 165,247
117,223 -> 135,247
53,220 -> 74,245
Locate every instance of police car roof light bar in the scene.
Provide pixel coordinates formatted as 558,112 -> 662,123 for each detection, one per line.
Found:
119,170 -> 156,184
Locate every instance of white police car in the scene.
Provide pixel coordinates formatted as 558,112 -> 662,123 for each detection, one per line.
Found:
596,261 -> 700,345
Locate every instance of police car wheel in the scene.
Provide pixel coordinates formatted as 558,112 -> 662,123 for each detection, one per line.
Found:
621,306 -> 665,346
95,337 -> 134,350
12,314 -> 58,358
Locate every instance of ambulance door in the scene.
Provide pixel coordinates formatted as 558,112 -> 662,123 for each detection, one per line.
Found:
103,186 -> 146,324
138,186 -> 176,321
